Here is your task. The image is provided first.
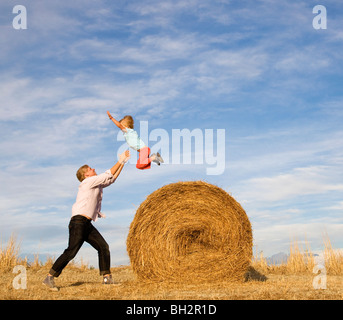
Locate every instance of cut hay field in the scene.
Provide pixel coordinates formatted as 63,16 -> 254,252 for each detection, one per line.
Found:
1,265 -> 343,300
1,236 -> 342,301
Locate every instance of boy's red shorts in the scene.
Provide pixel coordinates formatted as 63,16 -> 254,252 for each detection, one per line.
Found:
136,147 -> 151,170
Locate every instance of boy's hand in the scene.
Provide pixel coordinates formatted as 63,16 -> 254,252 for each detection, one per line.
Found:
107,111 -> 126,131
107,111 -> 113,119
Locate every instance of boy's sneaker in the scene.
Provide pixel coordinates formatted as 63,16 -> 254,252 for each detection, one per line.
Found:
156,152 -> 164,163
150,153 -> 160,165
103,274 -> 117,285
42,275 -> 59,291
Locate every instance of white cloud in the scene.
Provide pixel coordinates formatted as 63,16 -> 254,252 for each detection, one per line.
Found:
274,47 -> 331,73
129,0 -> 201,18
324,201 -> 343,211
0,76 -> 61,121
237,166 -> 343,203
252,222 -> 343,256
0,164 -> 78,215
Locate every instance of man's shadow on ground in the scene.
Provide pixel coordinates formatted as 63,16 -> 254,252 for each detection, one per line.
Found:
244,266 -> 268,282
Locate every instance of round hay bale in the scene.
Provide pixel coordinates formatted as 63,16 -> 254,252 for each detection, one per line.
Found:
126,181 -> 253,282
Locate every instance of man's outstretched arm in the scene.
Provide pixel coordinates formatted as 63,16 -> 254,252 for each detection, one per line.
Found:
111,149 -> 130,177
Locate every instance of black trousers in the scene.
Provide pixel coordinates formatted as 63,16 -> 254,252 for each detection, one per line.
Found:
49,215 -> 111,277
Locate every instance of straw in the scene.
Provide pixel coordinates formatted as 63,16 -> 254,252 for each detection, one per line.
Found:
127,181 -> 253,282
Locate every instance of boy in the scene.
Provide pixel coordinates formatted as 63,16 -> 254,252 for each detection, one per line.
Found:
107,111 -> 164,169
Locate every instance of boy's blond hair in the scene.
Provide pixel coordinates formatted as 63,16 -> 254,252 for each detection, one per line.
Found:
76,165 -> 89,182
119,115 -> 134,129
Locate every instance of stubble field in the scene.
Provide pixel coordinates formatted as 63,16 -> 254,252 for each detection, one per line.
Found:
1,236 -> 342,300
1,265 -> 343,300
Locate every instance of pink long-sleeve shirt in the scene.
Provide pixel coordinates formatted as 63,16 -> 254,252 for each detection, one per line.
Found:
71,170 -> 116,221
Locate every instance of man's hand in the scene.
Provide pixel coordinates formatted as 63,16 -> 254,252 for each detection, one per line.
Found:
119,150 -> 131,164
110,150 -> 130,177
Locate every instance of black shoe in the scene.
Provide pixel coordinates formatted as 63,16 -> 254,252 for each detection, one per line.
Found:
102,274 -> 117,284
150,153 -> 160,165
42,275 -> 59,291
156,152 -> 164,163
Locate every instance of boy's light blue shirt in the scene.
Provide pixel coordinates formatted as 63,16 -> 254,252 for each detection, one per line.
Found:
123,128 -> 146,151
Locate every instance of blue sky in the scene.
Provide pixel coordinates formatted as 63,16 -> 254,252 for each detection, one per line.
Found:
1,0 -> 343,267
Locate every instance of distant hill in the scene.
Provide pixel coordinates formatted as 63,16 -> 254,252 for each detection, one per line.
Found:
266,252 -> 319,265
266,252 -> 289,265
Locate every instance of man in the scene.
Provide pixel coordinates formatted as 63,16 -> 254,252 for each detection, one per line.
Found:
43,150 -> 130,291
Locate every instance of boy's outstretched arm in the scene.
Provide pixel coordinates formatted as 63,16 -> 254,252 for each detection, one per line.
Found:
107,111 -> 126,131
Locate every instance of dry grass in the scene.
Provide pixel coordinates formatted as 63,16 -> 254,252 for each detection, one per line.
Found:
1,265 -> 342,300
323,237 -> 343,275
1,236 -> 342,300
0,235 -> 27,272
127,181 -> 253,282
251,238 -> 343,276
